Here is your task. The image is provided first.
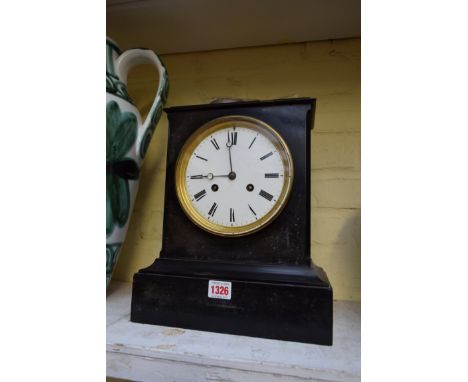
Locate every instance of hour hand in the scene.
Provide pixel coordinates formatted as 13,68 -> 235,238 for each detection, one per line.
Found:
190,173 -> 229,180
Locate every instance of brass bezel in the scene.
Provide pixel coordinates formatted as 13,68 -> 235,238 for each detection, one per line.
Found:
175,115 -> 294,237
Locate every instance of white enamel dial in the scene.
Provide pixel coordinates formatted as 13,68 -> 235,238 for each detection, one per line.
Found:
175,116 -> 293,236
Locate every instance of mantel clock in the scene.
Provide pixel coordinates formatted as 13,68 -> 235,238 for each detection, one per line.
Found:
131,98 -> 333,345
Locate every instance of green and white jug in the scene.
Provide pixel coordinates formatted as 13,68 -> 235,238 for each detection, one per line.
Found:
106,37 -> 168,286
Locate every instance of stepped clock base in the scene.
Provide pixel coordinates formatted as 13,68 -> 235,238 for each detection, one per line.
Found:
131,259 -> 333,345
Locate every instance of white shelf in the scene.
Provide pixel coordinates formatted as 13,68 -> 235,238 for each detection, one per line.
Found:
107,281 -> 360,381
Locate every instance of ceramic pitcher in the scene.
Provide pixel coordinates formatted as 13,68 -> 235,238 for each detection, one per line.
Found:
106,37 -> 169,286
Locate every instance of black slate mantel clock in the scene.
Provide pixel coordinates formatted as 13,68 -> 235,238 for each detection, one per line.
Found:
131,98 -> 333,345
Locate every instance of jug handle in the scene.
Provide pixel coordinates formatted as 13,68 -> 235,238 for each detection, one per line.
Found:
115,49 -> 169,158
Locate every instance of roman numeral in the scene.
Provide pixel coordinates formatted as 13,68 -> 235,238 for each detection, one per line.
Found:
230,208 -> 235,222
208,202 -> 218,217
260,152 -> 273,161
265,173 -> 279,178
194,189 -> 207,201
210,138 -> 220,150
195,154 -> 208,161
248,136 -> 257,149
248,204 -> 257,216
190,175 -> 204,179
259,189 -> 273,201
229,131 -> 238,145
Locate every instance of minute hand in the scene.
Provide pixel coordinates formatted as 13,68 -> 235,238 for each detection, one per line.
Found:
226,140 -> 233,172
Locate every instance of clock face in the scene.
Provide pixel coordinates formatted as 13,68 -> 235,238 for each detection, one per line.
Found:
175,115 -> 293,236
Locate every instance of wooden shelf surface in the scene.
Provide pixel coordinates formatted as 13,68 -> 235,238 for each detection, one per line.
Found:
107,281 -> 360,382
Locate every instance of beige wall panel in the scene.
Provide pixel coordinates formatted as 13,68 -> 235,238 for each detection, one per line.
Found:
112,39 -> 361,301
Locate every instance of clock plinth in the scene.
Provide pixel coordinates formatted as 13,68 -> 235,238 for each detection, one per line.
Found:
131,259 -> 332,345
131,98 -> 333,345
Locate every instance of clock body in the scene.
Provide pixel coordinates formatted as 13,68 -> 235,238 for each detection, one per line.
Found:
131,98 -> 333,345
159,99 -> 314,265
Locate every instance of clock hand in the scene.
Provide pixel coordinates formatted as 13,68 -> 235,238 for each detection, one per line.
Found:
226,131 -> 237,181
226,138 -> 233,173
190,173 -> 229,180
206,173 -> 230,180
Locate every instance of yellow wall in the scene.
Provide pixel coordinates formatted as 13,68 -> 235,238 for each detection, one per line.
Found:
112,38 -> 361,301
